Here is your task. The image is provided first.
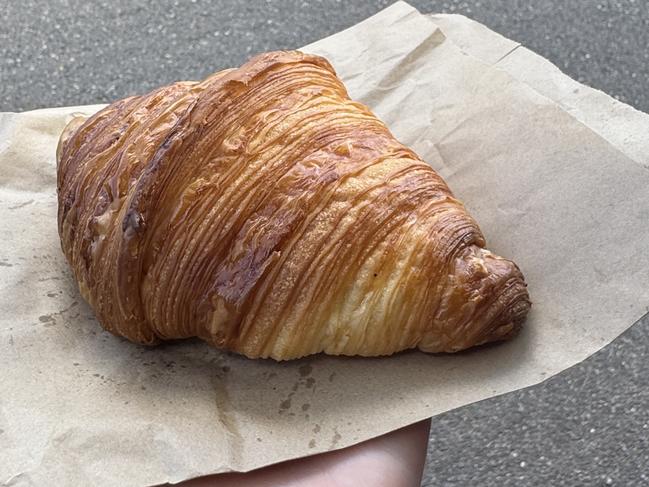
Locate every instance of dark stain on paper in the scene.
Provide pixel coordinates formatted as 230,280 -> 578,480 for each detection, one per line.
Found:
279,397 -> 292,411
37,276 -> 61,282
299,364 -> 312,377
38,301 -> 79,327
330,429 -> 342,448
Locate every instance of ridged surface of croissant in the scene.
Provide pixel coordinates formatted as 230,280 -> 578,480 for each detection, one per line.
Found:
57,51 -> 530,360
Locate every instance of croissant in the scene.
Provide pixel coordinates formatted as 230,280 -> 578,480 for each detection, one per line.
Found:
56,50 -> 530,360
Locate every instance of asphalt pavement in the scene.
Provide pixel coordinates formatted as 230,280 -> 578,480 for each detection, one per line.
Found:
2,1 -> 648,485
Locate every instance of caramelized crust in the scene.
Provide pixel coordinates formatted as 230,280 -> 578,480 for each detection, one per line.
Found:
57,51 -> 530,360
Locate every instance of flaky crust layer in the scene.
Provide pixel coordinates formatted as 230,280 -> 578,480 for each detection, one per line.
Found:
57,51 -> 530,360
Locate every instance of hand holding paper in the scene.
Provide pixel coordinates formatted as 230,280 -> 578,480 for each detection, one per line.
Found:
179,419 -> 430,487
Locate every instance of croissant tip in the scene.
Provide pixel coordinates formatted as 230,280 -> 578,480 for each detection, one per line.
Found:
487,292 -> 531,344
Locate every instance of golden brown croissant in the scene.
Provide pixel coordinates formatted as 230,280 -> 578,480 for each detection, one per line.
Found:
56,51 -> 530,360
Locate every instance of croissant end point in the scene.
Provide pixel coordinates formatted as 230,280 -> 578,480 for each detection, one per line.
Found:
484,287 -> 531,344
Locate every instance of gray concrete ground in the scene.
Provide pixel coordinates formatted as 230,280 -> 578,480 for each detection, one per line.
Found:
2,1 -> 648,485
